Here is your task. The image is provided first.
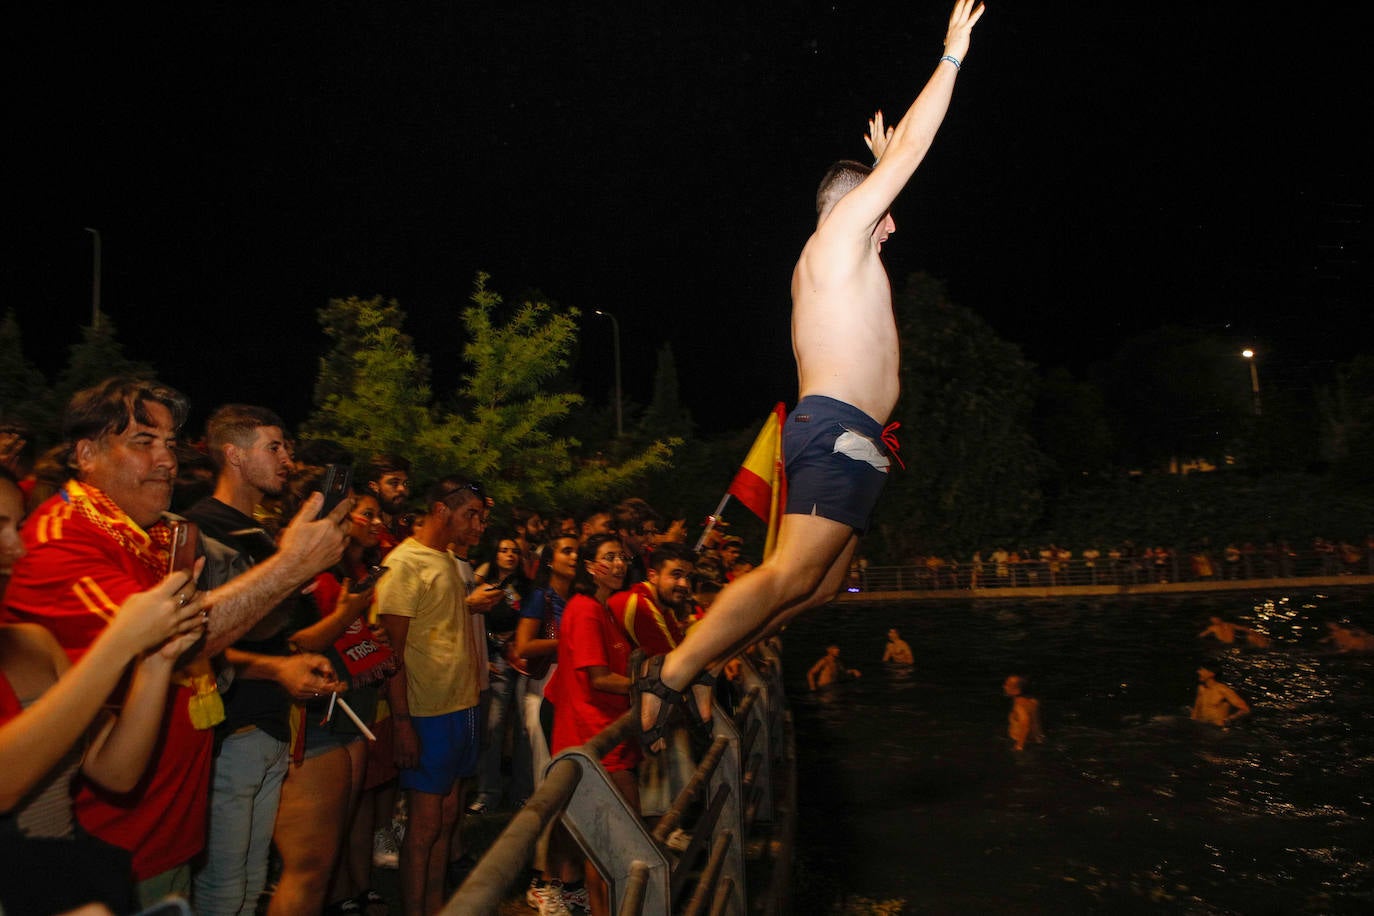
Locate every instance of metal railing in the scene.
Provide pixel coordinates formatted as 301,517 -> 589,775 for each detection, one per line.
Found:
444,640 -> 791,916
853,547 -> 1374,592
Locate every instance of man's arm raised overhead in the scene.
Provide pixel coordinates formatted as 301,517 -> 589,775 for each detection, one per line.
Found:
823,0 -> 986,238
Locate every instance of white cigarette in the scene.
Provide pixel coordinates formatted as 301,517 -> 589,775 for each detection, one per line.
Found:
335,695 -> 378,741
324,691 -> 338,724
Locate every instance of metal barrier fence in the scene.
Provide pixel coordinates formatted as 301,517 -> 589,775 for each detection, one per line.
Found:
444,640 -> 792,916
857,548 -> 1374,592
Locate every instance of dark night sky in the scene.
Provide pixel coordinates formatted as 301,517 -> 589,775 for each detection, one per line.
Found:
6,2 -> 1369,435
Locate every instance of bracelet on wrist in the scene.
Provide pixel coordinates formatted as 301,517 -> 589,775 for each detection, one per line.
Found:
939,53 -> 962,71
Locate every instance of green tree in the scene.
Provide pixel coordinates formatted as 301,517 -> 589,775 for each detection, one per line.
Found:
52,310 -> 153,435
0,310 -> 54,438
306,275 -> 677,506
1317,353 -> 1374,487
304,295 -> 435,464
637,343 -> 694,441
870,273 -> 1043,560
1033,367 -> 1115,484
1092,326 -> 1251,469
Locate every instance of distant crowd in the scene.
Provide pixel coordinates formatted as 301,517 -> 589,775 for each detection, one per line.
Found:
848,537 -> 1374,591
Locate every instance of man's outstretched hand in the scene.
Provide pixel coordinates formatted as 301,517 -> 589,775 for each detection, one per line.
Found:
864,110 -> 894,163
944,0 -> 986,63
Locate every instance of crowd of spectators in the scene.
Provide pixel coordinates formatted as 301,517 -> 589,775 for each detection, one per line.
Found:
850,536 -> 1374,591
0,377 -> 754,916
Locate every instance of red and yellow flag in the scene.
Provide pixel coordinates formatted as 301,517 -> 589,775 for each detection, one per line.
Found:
727,403 -> 787,558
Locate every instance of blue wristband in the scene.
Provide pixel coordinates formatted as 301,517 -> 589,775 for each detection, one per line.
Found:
939,54 -> 962,71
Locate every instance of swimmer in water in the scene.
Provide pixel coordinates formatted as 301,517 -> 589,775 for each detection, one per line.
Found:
1198,615 -> 1270,648
1320,621 -> 1374,653
808,645 -> 862,691
882,627 -> 914,664
1190,665 -> 1250,727
1003,675 -> 1044,751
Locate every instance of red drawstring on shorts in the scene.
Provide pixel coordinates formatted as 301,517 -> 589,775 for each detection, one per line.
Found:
881,421 -> 906,470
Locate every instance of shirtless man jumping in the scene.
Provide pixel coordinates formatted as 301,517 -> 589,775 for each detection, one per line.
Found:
637,0 -> 986,752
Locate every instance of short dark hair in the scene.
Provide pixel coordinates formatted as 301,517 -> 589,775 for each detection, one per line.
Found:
63,376 -> 189,448
613,497 -> 663,535
204,404 -> 285,471
424,475 -> 483,510
650,541 -> 696,572
364,454 -> 411,486
816,159 -> 873,215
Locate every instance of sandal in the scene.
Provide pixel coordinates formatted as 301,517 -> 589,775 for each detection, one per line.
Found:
682,669 -> 717,750
633,651 -> 685,754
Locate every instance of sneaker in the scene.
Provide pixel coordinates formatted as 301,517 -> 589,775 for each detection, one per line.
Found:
372,827 -> 400,869
526,877 -> 550,909
538,891 -> 572,916
466,800 -> 488,815
528,878 -> 569,911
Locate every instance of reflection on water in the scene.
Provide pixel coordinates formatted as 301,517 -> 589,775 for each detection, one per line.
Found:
787,589 -> 1374,914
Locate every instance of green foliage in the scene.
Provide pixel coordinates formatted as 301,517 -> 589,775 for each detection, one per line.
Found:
304,275 -> 677,506
637,343 -> 693,441
1091,326 -> 1251,468
0,310 -> 54,437
869,273 -> 1044,560
304,295 -> 435,467
1045,471 -> 1374,548
54,310 -> 153,420
1317,354 -> 1374,487
1034,367 -> 1114,482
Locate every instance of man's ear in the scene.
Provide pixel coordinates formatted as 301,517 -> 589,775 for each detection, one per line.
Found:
73,438 -> 99,474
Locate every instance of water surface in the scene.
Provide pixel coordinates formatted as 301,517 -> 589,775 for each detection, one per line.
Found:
786,589 -> 1374,914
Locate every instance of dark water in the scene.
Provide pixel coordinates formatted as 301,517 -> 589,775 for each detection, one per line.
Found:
786,589 -> 1374,915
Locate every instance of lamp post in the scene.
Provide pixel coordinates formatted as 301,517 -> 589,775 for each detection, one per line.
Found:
594,309 -> 623,437
83,227 -> 102,329
1241,348 -> 1261,416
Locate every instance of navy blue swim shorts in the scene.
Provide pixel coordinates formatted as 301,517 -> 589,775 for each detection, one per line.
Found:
783,395 -> 892,534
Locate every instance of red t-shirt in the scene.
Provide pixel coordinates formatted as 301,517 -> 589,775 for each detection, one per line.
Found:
548,593 -> 639,773
607,581 -> 688,657
2,491 -> 213,880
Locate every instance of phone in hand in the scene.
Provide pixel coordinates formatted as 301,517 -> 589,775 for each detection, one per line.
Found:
350,565 -> 389,593
166,519 -> 200,576
318,464 -> 353,519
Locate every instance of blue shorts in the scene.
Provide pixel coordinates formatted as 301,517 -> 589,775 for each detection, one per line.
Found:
399,706 -> 480,795
783,395 -> 892,534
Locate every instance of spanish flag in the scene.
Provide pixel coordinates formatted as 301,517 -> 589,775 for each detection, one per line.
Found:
727,403 -> 787,558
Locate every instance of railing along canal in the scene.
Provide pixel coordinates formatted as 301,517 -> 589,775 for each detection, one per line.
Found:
444,640 -> 793,916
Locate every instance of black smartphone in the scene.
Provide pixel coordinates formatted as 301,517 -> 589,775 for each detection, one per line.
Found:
166,519 -> 200,576
318,463 -> 353,519
350,565 -> 389,593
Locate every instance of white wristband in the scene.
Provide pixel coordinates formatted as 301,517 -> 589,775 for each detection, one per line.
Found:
939,54 -> 962,71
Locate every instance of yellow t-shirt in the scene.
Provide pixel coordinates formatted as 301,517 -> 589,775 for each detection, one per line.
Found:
376,538 -> 480,716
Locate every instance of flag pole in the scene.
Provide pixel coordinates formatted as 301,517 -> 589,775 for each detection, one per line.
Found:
694,494 -> 733,553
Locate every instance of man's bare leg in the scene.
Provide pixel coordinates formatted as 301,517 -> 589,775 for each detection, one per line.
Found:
641,513 -> 855,748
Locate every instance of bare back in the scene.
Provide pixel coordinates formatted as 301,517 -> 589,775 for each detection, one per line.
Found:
792,228 -> 900,423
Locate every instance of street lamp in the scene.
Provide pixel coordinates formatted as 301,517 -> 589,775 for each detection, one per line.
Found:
594,309 -> 623,437
83,227 -> 102,329
1241,348 -> 1261,416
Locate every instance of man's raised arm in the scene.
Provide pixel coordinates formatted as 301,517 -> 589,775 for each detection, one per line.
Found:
201,492 -> 352,655
831,0 -> 985,233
